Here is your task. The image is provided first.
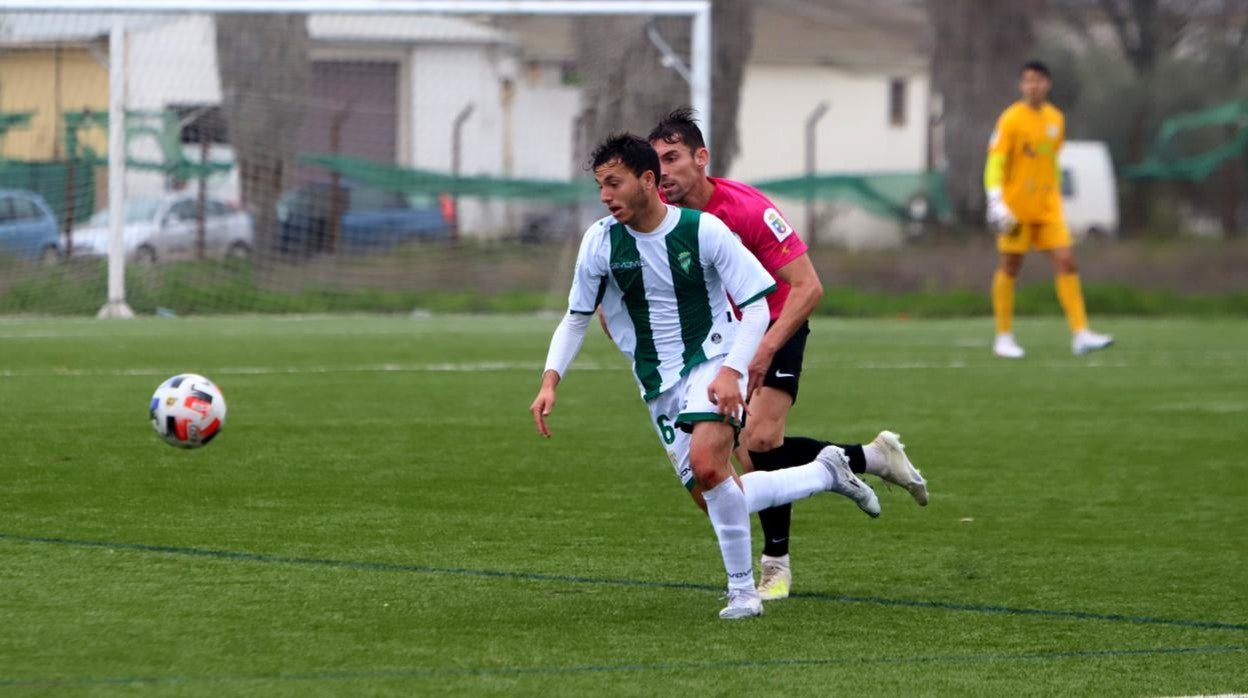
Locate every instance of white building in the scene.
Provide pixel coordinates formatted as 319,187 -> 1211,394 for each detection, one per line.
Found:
493,0 -> 933,247
3,3 -> 931,245
123,13 -> 578,235
735,0 -> 931,248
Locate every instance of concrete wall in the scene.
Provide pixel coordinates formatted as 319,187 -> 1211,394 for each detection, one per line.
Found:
733,64 -> 929,180
733,64 -> 930,247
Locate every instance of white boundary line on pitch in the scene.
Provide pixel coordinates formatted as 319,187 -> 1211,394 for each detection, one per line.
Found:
2,357 -> 1247,378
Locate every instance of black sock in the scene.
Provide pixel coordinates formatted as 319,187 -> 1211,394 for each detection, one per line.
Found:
832,442 -> 867,474
748,438 -> 825,558
746,437 -> 868,557
747,446 -> 794,557
749,437 -> 866,474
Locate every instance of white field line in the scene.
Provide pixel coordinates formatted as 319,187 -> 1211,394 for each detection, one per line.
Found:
1,356 -> 1245,378
0,362 -> 554,378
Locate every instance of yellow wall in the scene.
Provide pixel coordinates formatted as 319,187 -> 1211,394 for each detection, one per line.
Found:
0,47 -> 109,160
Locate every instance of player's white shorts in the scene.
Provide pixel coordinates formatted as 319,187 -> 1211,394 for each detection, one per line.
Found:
644,355 -> 746,491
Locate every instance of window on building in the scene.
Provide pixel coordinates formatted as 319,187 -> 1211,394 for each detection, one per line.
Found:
888,78 -> 907,128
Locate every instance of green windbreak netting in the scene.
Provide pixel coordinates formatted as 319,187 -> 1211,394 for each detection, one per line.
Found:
1125,99 -> 1248,182
0,160 -> 96,226
298,153 -> 595,204
298,153 -> 950,221
752,171 -> 951,221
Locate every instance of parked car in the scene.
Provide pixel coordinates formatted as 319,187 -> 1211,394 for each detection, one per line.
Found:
515,201 -> 601,244
1060,140 -> 1119,239
68,195 -> 254,264
276,182 -> 452,255
0,189 -> 60,264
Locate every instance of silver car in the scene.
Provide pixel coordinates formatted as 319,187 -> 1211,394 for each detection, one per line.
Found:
68,195 -> 254,264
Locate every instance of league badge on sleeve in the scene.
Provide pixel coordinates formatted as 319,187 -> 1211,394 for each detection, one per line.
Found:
763,208 -> 793,241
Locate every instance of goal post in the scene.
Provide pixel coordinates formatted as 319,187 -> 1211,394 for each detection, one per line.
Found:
0,0 -> 711,317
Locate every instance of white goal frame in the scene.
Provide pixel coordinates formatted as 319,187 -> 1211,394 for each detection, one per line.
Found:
5,0 -> 713,318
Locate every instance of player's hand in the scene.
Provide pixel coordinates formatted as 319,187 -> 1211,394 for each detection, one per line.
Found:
746,344 -> 777,399
707,366 -> 745,421
986,190 -> 1017,234
529,388 -> 557,438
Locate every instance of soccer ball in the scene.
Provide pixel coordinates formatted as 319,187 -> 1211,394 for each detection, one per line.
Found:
149,374 -> 227,448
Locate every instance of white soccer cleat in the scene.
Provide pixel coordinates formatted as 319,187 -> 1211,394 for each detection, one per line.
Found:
872,431 -> 929,506
719,588 -> 764,619
993,333 -> 1025,359
1072,329 -> 1114,356
756,557 -> 792,601
817,445 -> 881,518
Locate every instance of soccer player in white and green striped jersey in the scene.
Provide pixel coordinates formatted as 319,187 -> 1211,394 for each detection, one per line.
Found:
529,134 -> 880,620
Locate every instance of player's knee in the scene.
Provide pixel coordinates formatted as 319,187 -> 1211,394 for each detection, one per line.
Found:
740,421 -> 783,453
688,446 -> 725,487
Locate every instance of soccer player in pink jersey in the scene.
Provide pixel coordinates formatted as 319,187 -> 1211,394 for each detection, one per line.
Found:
647,108 -> 930,600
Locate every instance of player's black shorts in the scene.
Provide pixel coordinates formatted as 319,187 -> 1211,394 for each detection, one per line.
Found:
761,320 -> 810,404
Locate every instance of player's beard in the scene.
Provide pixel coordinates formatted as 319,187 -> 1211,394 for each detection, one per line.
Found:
629,188 -> 659,227
660,179 -> 686,206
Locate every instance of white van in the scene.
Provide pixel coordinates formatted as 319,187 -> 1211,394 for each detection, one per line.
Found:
1060,140 -> 1119,239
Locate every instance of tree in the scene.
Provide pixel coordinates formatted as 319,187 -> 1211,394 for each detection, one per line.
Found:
572,0 -> 755,176
215,14 -> 310,258
1051,0 -> 1248,237
928,0 -> 1046,225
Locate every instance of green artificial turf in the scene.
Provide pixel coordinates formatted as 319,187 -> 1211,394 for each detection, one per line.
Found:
0,315 -> 1245,696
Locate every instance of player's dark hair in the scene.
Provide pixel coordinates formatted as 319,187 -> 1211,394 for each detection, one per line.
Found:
647,107 -> 706,151
588,132 -> 661,184
1021,60 -> 1051,79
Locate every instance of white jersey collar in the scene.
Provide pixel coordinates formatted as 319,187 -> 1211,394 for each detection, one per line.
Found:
624,204 -> 681,238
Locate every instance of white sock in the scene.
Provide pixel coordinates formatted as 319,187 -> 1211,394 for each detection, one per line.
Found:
740,462 -> 832,514
863,442 -> 890,478
701,477 -> 755,593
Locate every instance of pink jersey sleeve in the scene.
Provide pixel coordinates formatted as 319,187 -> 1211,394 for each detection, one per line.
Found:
711,180 -> 806,275
704,179 -> 809,321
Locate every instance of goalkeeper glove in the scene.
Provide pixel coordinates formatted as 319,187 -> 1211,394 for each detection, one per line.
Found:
986,189 -> 1017,234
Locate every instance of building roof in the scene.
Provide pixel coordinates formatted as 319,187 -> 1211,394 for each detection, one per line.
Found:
0,13 -> 171,45
0,12 -> 512,47
751,0 -> 929,69
486,0 -> 929,72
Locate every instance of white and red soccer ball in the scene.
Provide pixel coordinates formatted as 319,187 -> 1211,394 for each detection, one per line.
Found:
150,374 -> 226,448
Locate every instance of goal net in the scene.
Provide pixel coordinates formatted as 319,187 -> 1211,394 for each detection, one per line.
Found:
0,2 -> 710,316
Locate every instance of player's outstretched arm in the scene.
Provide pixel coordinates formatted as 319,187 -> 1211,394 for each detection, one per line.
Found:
531,312 -> 591,438
984,116 -> 1016,232
748,254 -> 823,397
530,370 -> 560,438
711,300 -> 769,418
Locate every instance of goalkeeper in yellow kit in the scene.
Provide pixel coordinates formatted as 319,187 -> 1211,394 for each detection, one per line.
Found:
984,61 -> 1113,358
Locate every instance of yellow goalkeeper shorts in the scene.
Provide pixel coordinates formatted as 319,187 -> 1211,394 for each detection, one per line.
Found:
997,220 -> 1073,254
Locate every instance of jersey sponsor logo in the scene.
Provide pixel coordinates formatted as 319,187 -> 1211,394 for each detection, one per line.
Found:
677,250 -> 693,273
1046,123 -> 1059,139
710,332 -> 722,344
774,370 -> 795,379
763,208 -> 793,241
610,259 -> 644,271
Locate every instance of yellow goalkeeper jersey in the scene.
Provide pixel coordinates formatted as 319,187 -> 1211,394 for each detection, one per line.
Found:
984,101 -> 1065,224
